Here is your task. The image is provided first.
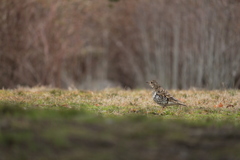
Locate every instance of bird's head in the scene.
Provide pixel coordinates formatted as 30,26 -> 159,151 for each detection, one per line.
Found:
146,80 -> 159,89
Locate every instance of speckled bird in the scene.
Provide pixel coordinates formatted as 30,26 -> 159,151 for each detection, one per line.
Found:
146,80 -> 187,108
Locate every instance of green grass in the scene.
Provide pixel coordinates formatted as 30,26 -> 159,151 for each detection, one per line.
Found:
0,88 -> 240,159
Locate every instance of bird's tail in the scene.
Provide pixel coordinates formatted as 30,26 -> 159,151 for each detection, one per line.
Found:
168,100 -> 187,107
178,102 -> 187,107
173,100 -> 187,106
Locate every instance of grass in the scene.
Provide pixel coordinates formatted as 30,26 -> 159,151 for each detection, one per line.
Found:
0,87 -> 240,160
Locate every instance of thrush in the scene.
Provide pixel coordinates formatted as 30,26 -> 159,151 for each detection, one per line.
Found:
146,80 -> 187,108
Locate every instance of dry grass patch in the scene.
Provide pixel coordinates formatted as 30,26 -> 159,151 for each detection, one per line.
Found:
0,87 -> 239,118
0,87 -> 239,108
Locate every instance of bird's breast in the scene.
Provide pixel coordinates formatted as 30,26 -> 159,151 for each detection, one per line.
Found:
152,91 -> 157,99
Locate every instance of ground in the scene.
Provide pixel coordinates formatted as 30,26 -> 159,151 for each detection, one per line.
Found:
0,87 -> 240,160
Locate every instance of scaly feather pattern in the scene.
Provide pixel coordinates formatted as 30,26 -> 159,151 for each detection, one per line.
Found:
146,80 -> 187,108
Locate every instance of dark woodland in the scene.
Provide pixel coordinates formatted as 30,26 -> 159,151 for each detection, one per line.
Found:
1,0 -> 240,89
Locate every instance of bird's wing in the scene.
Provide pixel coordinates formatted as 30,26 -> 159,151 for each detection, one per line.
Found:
157,88 -> 186,105
157,88 -> 173,99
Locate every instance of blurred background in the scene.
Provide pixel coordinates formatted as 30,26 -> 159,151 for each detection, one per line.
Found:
1,0 -> 240,90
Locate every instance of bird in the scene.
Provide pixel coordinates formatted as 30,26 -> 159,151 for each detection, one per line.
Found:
146,80 -> 187,108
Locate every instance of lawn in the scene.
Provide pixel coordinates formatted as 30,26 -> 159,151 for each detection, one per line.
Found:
0,87 -> 240,160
